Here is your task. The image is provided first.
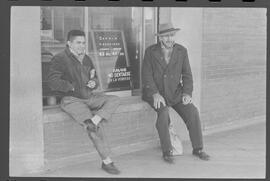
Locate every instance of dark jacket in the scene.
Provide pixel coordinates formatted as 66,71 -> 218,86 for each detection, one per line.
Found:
141,43 -> 193,106
47,47 -> 98,99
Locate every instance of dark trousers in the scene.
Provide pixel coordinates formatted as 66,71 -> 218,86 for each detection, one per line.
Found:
155,102 -> 203,153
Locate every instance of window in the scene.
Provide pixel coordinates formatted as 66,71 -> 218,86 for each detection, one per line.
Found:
41,7 -> 157,106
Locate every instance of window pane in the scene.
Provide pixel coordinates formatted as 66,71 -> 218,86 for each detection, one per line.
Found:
144,7 -> 157,49
41,7 -> 84,54
87,7 -> 143,91
40,7 -> 156,106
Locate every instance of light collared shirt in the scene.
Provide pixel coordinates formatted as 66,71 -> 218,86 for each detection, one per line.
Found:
69,47 -> 85,63
160,41 -> 175,64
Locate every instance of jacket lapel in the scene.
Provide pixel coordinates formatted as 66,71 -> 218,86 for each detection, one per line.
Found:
168,46 -> 179,68
65,48 -> 83,83
152,45 -> 167,70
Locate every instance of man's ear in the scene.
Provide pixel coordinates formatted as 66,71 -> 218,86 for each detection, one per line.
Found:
67,41 -> 71,47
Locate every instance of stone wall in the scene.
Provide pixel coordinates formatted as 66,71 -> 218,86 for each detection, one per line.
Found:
201,8 -> 266,129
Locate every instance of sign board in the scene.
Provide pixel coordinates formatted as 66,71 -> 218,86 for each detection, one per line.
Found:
91,30 -> 132,92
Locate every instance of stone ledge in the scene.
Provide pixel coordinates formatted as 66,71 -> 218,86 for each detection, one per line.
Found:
43,96 -> 151,123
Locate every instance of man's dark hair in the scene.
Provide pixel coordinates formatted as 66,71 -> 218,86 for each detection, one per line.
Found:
67,30 -> 85,41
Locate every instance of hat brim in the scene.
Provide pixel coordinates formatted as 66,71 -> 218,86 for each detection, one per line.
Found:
155,28 -> 180,36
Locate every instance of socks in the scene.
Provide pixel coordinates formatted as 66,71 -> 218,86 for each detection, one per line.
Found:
103,157 -> 113,165
91,115 -> 102,126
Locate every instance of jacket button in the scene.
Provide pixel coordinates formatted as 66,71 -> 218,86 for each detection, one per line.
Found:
164,75 -> 167,78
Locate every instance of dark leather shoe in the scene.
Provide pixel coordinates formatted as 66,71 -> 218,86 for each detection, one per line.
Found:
163,150 -> 174,164
192,149 -> 210,161
101,162 -> 120,175
84,119 -> 99,132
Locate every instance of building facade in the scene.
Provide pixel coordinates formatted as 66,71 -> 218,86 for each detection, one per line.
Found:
10,7 -> 266,175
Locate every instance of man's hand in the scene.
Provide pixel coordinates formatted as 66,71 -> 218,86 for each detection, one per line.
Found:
90,69 -> 96,79
153,93 -> 166,109
182,94 -> 192,105
86,80 -> 97,89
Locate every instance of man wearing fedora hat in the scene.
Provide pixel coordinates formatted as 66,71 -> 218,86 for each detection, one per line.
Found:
142,23 -> 210,163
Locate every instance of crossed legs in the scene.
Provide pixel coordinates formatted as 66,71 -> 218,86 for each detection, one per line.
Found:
60,94 -> 120,161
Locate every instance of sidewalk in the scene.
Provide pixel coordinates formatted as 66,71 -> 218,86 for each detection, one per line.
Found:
37,122 -> 266,178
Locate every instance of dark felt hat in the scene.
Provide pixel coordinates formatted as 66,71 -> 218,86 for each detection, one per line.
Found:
156,23 -> 180,36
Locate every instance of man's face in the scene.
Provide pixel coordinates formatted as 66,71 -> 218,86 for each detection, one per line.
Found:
160,32 -> 176,48
67,36 -> 86,55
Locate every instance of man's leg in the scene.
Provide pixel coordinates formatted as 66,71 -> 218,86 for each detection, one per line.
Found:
60,96 -> 111,159
155,106 -> 172,153
154,105 -> 174,163
172,102 -> 210,160
60,96 -> 120,174
84,93 -> 121,173
144,96 -> 174,163
86,93 -> 120,122
86,123 -> 111,160
83,93 -> 121,158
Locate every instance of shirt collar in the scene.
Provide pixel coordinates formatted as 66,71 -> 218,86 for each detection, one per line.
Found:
69,47 -> 82,57
160,41 -> 175,51
65,47 -> 85,64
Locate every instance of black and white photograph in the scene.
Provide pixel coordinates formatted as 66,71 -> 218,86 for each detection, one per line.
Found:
9,5 -> 266,178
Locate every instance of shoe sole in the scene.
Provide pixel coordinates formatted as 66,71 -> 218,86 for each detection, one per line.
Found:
102,168 -> 120,175
192,154 -> 210,161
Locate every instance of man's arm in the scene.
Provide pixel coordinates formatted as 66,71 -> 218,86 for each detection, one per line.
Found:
182,48 -> 193,97
87,58 -> 99,90
47,56 -> 74,92
142,48 -> 166,109
141,48 -> 159,97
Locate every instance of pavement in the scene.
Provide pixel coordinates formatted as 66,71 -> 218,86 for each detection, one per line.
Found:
36,122 -> 266,179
